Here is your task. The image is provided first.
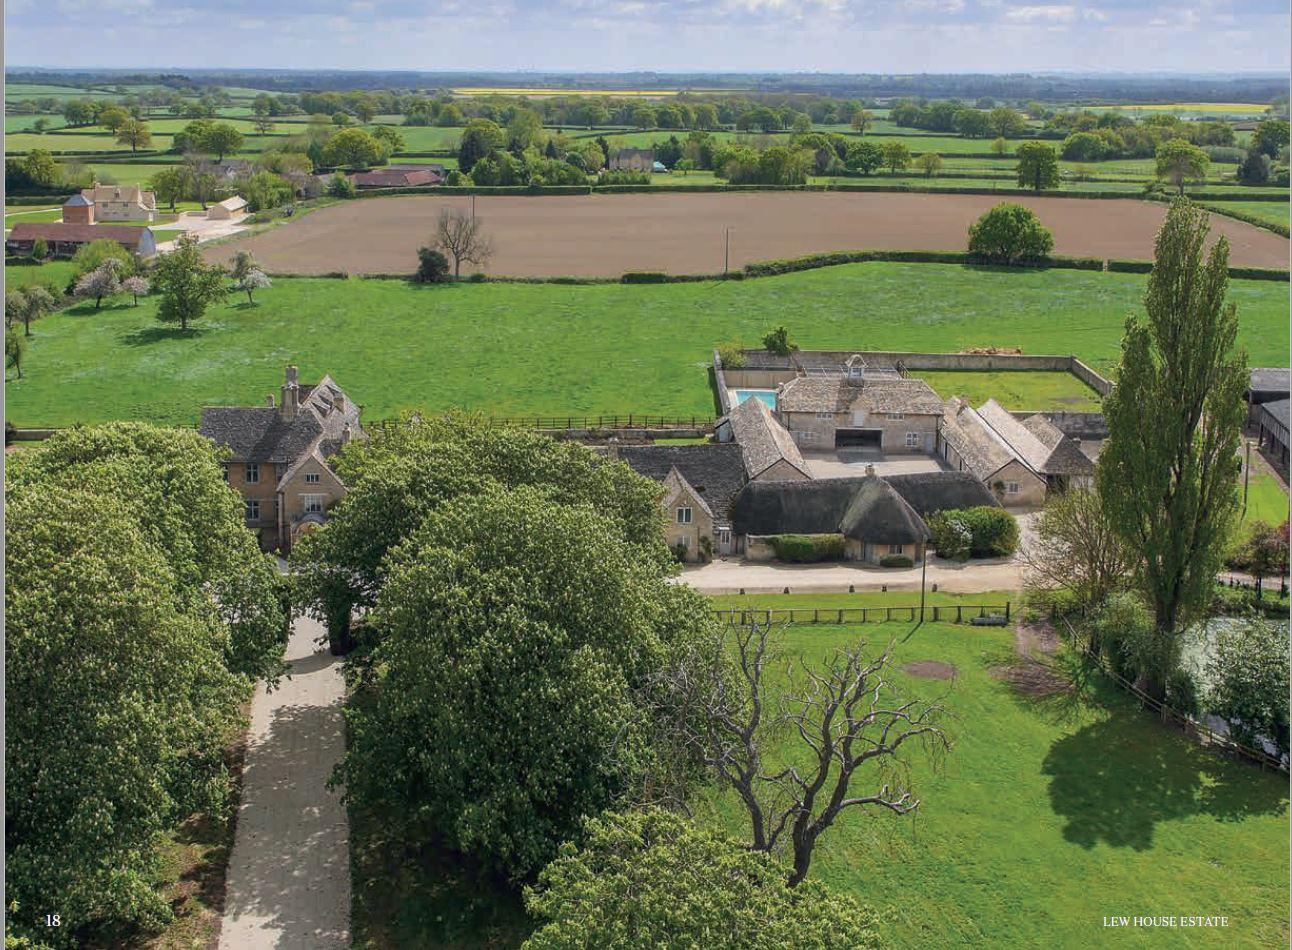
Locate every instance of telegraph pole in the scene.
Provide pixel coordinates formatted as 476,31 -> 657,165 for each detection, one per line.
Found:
724,227 -> 731,275
1243,438 -> 1252,516
919,552 -> 927,623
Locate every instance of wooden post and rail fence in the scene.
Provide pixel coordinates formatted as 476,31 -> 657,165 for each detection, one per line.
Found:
713,602 -> 1010,626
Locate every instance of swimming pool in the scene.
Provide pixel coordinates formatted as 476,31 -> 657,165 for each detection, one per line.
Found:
733,389 -> 777,410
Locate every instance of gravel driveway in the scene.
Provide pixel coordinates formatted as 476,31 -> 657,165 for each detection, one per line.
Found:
218,616 -> 350,949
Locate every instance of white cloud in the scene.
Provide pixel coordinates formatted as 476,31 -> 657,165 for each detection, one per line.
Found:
1003,5 -> 1076,23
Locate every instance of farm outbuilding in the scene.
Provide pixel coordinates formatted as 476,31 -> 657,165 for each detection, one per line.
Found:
5,222 -> 157,259
209,196 -> 249,220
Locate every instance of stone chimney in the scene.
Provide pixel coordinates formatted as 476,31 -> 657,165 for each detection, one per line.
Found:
279,365 -> 300,422
265,394 -> 275,408
342,423 -> 353,444
865,463 -> 876,476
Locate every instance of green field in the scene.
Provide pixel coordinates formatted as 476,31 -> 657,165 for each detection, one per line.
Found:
350,616 -> 1289,948
1207,201 -> 1291,227
692,621 -> 1289,948
6,262 -> 1289,428
918,370 -> 1102,410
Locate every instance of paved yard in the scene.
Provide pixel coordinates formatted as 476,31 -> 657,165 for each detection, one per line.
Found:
156,210 -> 250,252
218,616 -> 350,950
801,450 -> 948,479
679,554 -> 1023,594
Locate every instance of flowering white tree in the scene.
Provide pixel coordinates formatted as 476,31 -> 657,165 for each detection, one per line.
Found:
235,268 -> 272,304
122,275 -> 151,307
74,259 -> 123,310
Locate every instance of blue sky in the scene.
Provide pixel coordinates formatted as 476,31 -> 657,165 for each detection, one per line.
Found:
4,0 -> 1289,72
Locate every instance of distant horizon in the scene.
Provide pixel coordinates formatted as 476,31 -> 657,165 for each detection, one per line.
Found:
5,0 -> 1290,75
5,67 -> 1288,77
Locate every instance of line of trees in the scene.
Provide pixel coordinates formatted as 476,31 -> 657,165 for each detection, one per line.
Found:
6,425 -> 289,946
290,413 -> 940,941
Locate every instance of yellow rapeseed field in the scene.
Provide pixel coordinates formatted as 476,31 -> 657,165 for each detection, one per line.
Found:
1088,102 -> 1272,114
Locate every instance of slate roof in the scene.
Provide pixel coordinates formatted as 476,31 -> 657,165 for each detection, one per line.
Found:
884,471 -> 1003,515
967,400 -> 1096,478
199,406 -> 324,465
723,397 -> 811,480
776,376 -> 858,413
1260,398 -> 1289,430
619,443 -> 748,524
939,402 -> 1018,482
200,373 -> 364,476
1249,368 -> 1290,400
62,194 -> 92,207
6,222 -> 152,247
731,475 -> 933,543
776,374 -> 942,417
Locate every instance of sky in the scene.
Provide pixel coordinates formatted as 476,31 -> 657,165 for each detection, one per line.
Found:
4,0 -> 1290,73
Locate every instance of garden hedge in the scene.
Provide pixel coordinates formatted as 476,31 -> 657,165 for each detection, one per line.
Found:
928,507 -> 1019,560
880,554 -> 915,568
770,534 -> 846,563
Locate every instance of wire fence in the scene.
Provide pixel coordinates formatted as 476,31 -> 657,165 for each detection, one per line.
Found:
714,602 -> 1010,626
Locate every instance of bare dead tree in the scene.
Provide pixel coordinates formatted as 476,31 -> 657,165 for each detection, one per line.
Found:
434,207 -> 494,278
649,621 -> 948,887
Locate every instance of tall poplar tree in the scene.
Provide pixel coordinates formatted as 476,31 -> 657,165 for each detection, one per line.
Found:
1097,198 -> 1247,698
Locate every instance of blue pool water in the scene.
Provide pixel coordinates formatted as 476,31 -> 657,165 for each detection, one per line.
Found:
734,389 -> 777,410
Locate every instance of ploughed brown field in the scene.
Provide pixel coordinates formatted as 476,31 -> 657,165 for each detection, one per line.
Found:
206,192 -> 1291,276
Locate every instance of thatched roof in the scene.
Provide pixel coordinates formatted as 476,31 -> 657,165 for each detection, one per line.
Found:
885,471 -> 1002,515
838,478 -> 929,543
732,475 -> 933,544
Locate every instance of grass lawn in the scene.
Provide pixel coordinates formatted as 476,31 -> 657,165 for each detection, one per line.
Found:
690,621 -> 1289,948
348,617 -> 1289,948
4,259 -> 77,291
1241,471 -> 1289,529
918,369 -> 1102,410
1206,201 -> 1291,227
6,262 -> 1288,428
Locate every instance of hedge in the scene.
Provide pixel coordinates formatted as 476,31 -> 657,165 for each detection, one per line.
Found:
3,193 -> 71,205
743,249 -> 1110,278
1106,259 -> 1291,283
928,507 -> 1018,560
1200,203 -> 1291,239
769,534 -> 846,563
880,554 -> 915,568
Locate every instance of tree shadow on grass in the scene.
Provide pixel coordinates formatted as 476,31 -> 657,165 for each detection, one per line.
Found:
1042,717 -> 1288,851
349,804 -> 531,949
120,325 -> 208,346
